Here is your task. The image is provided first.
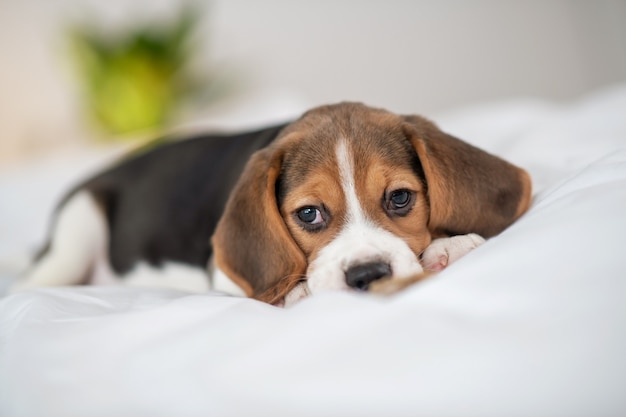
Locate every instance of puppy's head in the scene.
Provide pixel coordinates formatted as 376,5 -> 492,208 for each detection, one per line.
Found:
212,103 -> 531,305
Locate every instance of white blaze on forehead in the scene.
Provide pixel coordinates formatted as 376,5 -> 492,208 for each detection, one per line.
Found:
335,140 -> 367,224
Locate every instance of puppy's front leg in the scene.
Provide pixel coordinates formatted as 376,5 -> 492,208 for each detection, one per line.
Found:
280,281 -> 311,307
421,233 -> 485,272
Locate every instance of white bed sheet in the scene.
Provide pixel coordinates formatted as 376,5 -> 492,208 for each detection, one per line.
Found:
1,85 -> 626,417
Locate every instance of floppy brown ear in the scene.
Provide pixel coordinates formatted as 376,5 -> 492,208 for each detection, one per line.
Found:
211,146 -> 307,305
403,115 -> 532,238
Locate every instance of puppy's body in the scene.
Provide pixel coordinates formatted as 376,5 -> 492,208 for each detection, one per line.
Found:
18,124 -> 285,294
15,103 -> 532,305
79,124 -> 285,276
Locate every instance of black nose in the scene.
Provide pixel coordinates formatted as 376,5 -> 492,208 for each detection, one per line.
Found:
345,262 -> 392,290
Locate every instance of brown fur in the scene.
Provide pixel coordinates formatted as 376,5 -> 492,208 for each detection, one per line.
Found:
403,115 -> 531,237
212,103 -> 532,305
211,147 -> 307,304
368,272 -> 434,295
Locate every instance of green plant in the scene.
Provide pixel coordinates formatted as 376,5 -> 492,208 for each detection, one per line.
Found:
68,5 -> 201,137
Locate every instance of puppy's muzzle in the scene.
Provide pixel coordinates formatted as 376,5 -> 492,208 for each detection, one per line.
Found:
345,261 -> 392,290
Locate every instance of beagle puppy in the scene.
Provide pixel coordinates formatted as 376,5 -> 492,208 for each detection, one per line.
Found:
14,103 -> 532,306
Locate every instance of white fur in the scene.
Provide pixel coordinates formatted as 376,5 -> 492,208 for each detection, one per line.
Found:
421,233 -> 485,271
211,265 -> 246,296
11,191 -> 109,292
111,262 -> 245,295
282,281 -> 310,307
123,262 -> 209,293
303,141 -> 424,295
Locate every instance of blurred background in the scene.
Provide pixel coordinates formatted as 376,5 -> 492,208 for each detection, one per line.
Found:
1,0 -> 625,166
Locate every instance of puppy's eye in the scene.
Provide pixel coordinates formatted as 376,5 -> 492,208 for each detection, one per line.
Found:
297,207 -> 322,224
295,206 -> 327,231
390,190 -> 410,208
385,189 -> 414,216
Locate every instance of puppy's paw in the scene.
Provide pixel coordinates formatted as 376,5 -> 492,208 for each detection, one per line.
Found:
281,281 -> 311,307
421,233 -> 485,272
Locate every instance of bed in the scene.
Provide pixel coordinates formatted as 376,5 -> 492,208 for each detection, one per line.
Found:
1,84 -> 625,417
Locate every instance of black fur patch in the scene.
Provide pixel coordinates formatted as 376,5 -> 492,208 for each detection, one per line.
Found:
67,124 -> 287,275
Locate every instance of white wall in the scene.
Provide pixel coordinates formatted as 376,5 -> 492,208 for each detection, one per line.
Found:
1,0 -> 625,163
208,0 -> 626,112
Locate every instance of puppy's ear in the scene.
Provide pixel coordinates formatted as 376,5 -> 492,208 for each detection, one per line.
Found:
211,146 -> 307,305
403,115 -> 532,238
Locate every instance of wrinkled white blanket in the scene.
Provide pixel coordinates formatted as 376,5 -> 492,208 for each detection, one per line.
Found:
1,85 -> 626,417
